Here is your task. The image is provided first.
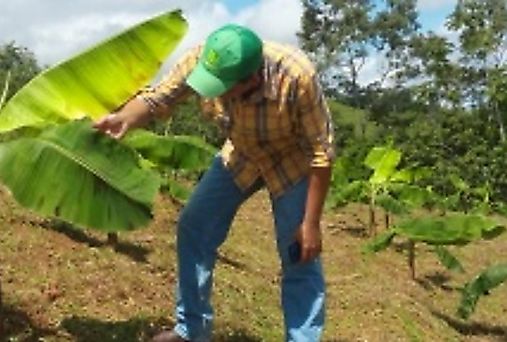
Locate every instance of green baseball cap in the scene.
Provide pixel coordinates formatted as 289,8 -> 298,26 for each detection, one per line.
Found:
186,24 -> 263,98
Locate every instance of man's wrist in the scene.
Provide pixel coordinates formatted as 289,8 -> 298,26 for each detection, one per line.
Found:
302,217 -> 321,228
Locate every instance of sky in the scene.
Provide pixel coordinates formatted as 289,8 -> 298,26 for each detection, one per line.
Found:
0,0 -> 457,84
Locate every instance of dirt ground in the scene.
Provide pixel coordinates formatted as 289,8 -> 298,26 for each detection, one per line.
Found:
1,187 -> 506,341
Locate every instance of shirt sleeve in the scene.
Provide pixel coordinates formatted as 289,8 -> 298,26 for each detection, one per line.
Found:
137,45 -> 202,118
296,74 -> 335,168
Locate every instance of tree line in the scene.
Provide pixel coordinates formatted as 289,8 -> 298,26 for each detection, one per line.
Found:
299,0 -> 507,208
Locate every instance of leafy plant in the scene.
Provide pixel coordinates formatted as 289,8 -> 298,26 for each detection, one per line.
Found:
122,129 -> 217,203
364,214 -> 505,279
330,145 -> 431,235
0,10 -> 188,231
457,263 -> 507,320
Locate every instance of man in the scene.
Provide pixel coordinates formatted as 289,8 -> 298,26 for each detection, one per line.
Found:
95,24 -> 334,342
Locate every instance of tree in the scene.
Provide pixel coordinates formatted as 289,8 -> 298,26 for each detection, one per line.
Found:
298,0 -> 373,101
447,0 -> 507,140
298,0 -> 420,106
0,42 -> 41,102
403,32 -> 461,111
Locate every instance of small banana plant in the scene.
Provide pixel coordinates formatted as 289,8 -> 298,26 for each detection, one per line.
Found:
330,145 -> 431,235
363,214 -> 505,279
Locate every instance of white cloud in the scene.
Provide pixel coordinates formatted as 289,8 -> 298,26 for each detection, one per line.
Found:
0,0 -> 303,69
357,56 -> 384,86
30,13 -> 145,65
235,0 -> 303,45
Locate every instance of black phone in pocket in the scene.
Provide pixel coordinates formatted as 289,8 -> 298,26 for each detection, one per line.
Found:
288,241 -> 301,263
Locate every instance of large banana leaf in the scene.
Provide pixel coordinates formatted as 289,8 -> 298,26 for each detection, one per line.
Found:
122,129 -> 217,171
457,263 -> 507,319
0,10 -> 187,133
364,214 -> 505,252
0,120 -> 160,231
393,214 -> 505,245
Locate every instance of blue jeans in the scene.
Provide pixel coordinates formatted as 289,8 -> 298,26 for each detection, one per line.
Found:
174,157 -> 325,342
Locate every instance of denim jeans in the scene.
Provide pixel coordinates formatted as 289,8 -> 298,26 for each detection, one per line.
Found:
174,157 -> 325,342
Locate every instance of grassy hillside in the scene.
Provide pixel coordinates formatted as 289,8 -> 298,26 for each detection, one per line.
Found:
1,187 -> 506,341
328,101 -> 380,140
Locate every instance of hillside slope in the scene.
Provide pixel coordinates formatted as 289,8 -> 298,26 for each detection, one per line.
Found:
1,187 -> 506,341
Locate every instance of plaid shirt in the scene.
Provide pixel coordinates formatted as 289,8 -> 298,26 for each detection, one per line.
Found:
140,41 -> 335,197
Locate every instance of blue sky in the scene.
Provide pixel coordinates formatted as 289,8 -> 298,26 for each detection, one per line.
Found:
222,0 -> 259,13
418,3 -> 456,32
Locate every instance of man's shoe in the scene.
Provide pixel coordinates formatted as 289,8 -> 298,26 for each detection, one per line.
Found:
151,330 -> 189,342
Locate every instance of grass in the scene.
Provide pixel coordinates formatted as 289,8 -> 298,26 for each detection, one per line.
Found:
1,188 -> 507,341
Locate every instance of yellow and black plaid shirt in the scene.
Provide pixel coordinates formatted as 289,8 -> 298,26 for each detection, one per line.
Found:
139,41 -> 335,197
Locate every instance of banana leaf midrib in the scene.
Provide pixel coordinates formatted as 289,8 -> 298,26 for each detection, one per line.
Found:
35,136 -> 144,206
0,71 -> 10,110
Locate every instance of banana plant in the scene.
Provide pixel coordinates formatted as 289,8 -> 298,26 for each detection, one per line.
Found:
457,263 -> 507,319
330,146 -> 431,235
363,214 -> 505,279
363,146 -> 410,234
122,129 -> 217,203
0,10 -> 188,231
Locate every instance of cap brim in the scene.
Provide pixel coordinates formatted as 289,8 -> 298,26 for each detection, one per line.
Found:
186,62 -> 235,98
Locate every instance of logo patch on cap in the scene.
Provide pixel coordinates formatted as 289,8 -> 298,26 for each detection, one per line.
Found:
205,49 -> 219,69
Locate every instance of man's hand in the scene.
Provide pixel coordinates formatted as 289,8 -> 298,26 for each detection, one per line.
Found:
294,166 -> 331,263
93,113 -> 131,139
94,97 -> 152,139
295,220 -> 322,263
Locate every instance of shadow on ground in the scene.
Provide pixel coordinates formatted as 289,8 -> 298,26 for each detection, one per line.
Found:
416,271 -> 458,292
1,304 -> 58,341
41,219 -> 150,263
431,309 -> 507,340
61,316 -> 172,342
61,316 -> 264,342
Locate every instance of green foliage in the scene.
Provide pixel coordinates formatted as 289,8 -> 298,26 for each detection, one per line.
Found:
447,0 -> 507,60
433,246 -> 464,273
0,11 -> 188,133
393,110 -> 507,209
0,43 -> 41,102
363,230 -> 396,254
0,120 -> 160,231
122,128 -> 217,203
161,98 -> 224,148
364,213 -> 505,277
457,263 -> 507,319
122,129 -> 217,172
393,214 -> 504,245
